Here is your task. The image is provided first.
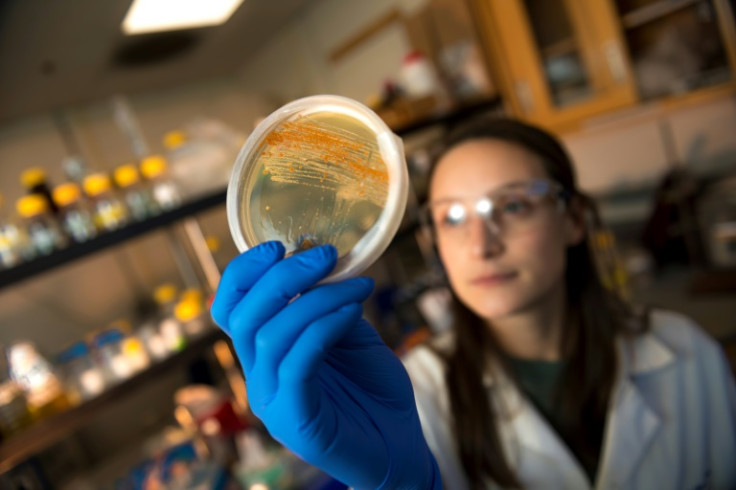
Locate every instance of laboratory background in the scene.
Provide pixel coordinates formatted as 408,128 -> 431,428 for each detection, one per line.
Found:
0,0 -> 735,488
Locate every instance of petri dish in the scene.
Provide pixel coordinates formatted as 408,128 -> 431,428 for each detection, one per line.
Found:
227,95 -> 408,283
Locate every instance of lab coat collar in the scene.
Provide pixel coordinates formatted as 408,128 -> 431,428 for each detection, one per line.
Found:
620,328 -> 675,375
482,331 -> 676,489
595,331 -> 675,488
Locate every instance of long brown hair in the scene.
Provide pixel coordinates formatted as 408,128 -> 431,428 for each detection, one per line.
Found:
427,118 -> 645,488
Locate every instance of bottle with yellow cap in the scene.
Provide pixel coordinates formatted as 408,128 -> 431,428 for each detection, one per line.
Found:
83,173 -> 129,231
16,194 -> 66,256
20,167 -> 59,215
174,297 -> 208,338
140,155 -> 181,211
53,182 -> 96,243
0,193 -> 37,266
175,288 -> 210,338
153,283 -> 187,352
0,193 -> 22,268
113,163 -> 158,221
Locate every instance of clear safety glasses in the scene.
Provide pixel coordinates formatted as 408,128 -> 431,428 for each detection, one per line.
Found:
420,179 -> 570,243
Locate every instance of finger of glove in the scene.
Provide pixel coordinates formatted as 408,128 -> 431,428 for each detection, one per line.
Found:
210,241 -> 285,332
228,244 -> 338,372
278,302 -> 363,398
249,277 -> 373,397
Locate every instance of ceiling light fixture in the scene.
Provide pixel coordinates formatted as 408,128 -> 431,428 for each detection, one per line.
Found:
122,0 -> 245,35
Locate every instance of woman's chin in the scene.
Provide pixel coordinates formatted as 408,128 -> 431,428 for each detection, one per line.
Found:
463,293 -> 531,321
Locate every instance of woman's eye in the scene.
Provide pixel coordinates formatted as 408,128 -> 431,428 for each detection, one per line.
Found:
501,197 -> 532,215
440,204 -> 466,227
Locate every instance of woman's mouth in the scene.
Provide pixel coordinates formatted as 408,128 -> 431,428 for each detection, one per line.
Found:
470,271 -> 518,286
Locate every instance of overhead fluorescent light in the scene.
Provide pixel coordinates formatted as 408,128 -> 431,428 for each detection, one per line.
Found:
122,0 -> 245,35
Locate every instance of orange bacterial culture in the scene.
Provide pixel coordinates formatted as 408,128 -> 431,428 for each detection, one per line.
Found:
238,111 -> 389,256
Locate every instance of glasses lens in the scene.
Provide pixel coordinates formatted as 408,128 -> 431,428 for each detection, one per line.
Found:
426,180 -> 561,242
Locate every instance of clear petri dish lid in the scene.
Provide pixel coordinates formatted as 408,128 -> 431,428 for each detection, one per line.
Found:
227,94 -> 408,283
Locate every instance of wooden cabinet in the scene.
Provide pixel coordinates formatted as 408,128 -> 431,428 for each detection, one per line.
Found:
471,0 -> 736,131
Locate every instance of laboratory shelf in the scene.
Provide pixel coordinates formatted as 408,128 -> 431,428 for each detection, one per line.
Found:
393,96 -> 503,136
0,188 -> 227,291
0,328 -> 227,473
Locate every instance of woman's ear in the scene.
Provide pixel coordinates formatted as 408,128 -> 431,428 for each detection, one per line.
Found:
564,196 -> 586,247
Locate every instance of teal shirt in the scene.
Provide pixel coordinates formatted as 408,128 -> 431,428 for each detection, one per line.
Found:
506,357 -> 600,484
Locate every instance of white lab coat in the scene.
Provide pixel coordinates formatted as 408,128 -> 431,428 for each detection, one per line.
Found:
402,310 -> 736,489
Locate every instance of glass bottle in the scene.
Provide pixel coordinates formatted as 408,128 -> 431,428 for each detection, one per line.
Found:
56,342 -> 105,403
52,182 -> 97,243
92,329 -> 133,384
174,298 -> 208,338
136,321 -> 169,361
113,163 -> 158,221
153,283 -> 187,353
0,193 -> 23,268
6,341 -> 68,417
83,173 -> 129,231
16,194 -> 66,256
140,155 -> 181,211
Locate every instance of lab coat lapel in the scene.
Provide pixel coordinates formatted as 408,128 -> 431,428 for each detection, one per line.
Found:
595,333 -> 674,489
491,375 -> 591,488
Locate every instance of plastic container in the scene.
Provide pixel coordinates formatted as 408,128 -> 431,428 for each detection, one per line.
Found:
16,194 -> 66,255
141,155 -> 181,211
227,94 -> 408,283
57,342 -> 105,403
164,130 -> 232,199
83,173 -> 129,231
93,330 -> 132,383
113,163 -> 158,221
53,182 -> 97,243
6,341 -> 68,415
400,50 -> 443,99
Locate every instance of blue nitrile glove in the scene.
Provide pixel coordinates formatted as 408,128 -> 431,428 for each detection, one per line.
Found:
211,241 -> 441,490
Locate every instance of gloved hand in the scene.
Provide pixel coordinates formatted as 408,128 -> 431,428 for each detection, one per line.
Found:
211,241 -> 441,489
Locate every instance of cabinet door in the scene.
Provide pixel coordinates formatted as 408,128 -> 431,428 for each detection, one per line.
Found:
613,0 -> 736,100
474,0 -> 638,129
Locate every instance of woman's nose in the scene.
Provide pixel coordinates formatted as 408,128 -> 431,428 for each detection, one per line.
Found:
467,215 -> 504,258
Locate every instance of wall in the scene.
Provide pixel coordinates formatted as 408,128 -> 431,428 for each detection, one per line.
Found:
564,94 -> 736,193
561,93 -> 736,226
238,0 -> 428,102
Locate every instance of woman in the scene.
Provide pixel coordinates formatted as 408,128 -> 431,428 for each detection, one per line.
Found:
211,118 -> 736,489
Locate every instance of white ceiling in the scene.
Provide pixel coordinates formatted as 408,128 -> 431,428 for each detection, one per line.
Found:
0,0 -> 311,123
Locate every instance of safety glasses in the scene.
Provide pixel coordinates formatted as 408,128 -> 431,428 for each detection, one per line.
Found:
420,179 -> 570,243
